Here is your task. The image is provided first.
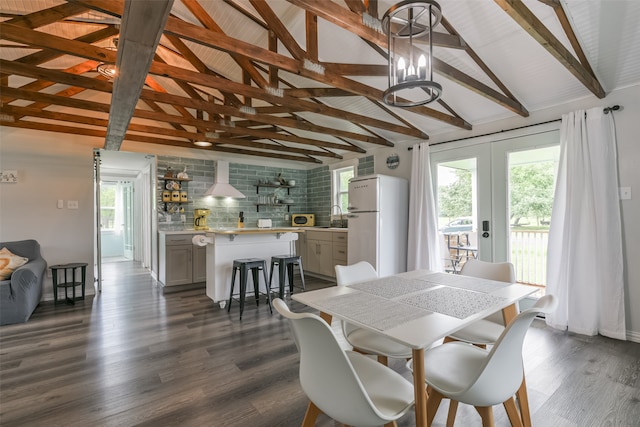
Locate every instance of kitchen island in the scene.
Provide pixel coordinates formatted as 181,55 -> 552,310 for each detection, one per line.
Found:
200,227 -> 304,307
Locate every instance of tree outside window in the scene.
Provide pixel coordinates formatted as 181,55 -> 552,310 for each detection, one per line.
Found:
333,166 -> 354,214
100,183 -> 117,229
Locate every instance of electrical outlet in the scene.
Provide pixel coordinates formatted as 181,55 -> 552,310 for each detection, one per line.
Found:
620,187 -> 632,200
67,200 -> 79,209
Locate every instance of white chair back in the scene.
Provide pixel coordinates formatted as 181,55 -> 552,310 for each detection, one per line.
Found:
460,258 -> 515,282
272,298 -> 403,426
335,261 -> 378,337
457,295 -> 558,406
335,261 -> 378,286
460,259 -> 516,326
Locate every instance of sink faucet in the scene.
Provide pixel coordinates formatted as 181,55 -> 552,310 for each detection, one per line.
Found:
330,204 -> 344,227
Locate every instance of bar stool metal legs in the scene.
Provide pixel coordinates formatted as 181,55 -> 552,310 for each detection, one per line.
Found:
228,258 -> 272,319
268,255 -> 306,299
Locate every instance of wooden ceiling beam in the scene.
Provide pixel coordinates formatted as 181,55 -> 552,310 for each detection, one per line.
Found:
159,20 -> 460,131
0,117 -> 322,163
162,34 -> 242,107
1,60 -> 98,104
538,0 -> 597,79
5,5 -> 435,136
1,83 -> 366,153
3,104 -> 341,159
250,0 -> 307,60
181,0 -> 269,88
306,11 -> 319,61
290,0 -> 465,49
439,16 -> 523,111
5,2 -> 88,29
322,63 -> 387,76
0,61 -> 383,147
15,26 -> 119,66
284,88 -> 356,98
494,0 -> 605,98
223,0 -> 268,29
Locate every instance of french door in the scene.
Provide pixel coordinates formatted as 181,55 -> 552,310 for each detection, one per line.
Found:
430,127 -> 560,287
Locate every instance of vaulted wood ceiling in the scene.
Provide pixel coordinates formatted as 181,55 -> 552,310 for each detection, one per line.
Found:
0,0 -> 634,165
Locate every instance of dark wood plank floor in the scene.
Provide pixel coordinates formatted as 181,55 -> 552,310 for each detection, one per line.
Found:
1,262 -> 639,426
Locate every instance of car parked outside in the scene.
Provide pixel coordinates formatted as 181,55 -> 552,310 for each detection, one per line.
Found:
440,216 -> 474,233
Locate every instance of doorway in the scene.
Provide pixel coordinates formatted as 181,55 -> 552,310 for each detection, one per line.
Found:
94,150 -> 156,289
100,180 -> 134,263
431,126 -> 560,288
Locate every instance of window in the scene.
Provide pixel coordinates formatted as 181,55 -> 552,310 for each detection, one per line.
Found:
332,166 -> 354,215
100,182 -> 117,230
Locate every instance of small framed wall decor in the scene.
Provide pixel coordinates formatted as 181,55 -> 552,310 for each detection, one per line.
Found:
386,154 -> 400,169
1,170 -> 18,183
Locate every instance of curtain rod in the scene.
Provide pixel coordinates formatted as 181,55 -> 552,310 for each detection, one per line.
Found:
410,104 -> 622,149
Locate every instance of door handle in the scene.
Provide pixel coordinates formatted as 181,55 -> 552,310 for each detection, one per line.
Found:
482,220 -> 490,238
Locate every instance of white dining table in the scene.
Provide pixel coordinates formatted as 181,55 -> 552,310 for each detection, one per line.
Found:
292,269 -> 538,427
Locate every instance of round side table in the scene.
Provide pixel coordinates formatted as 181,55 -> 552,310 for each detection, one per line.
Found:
50,263 -> 87,305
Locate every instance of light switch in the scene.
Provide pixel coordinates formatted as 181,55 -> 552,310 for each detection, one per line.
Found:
67,200 -> 79,209
620,187 -> 631,200
57,199 -> 64,209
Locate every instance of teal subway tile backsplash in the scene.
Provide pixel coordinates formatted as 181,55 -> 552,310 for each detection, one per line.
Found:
158,157 -> 314,229
156,156 -> 378,230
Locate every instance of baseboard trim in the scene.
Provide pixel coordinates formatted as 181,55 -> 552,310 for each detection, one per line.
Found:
626,330 -> 640,343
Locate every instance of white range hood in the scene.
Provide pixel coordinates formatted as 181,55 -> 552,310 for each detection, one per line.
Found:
204,161 -> 246,198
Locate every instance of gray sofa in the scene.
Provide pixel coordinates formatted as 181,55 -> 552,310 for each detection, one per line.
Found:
0,240 -> 47,325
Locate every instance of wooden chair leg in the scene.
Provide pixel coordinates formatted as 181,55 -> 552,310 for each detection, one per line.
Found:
504,397 -> 524,427
516,375 -> 532,427
383,422 -> 398,427
377,355 -> 389,366
446,400 -> 459,427
426,389 -> 444,426
475,406 -> 495,427
301,401 -> 321,427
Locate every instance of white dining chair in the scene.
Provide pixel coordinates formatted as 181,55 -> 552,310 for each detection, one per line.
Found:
445,258 -> 516,346
409,295 -> 557,427
335,261 -> 414,365
273,298 -> 415,427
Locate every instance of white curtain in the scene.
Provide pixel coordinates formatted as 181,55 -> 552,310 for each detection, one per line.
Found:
545,107 -> 626,340
407,142 -> 442,271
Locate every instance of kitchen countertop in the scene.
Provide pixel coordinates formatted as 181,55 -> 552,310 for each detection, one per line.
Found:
159,227 -> 348,235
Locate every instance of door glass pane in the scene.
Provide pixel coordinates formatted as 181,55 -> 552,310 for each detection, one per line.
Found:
123,182 -> 134,258
508,146 -> 560,287
436,158 -> 478,273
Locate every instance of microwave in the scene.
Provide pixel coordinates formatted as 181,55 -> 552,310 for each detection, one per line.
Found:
291,214 -> 315,227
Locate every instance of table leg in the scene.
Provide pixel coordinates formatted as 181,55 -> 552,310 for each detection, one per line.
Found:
412,348 -> 427,427
319,312 -> 332,325
502,303 -> 531,427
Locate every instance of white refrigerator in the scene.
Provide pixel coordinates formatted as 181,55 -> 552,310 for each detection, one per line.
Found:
347,174 -> 409,276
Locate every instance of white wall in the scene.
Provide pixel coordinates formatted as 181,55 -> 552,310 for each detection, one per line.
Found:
0,130 -> 97,301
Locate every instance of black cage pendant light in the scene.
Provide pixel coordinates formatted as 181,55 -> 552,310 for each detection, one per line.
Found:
382,0 -> 442,107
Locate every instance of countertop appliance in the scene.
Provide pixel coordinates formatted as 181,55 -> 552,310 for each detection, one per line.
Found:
257,218 -> 272,228
347,174 -> 408,276
291,214 -> 315,227
194,208 -> 210,230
